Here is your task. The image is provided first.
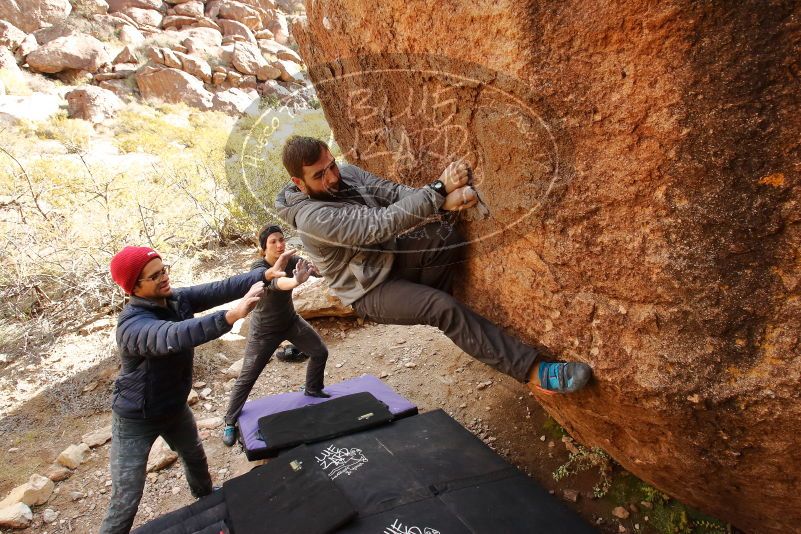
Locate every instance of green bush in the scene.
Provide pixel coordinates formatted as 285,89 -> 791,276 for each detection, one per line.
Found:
553,444 -> 613,498
604,475 -> 728,534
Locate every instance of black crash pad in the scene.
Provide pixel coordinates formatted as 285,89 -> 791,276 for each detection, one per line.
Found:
131,488 -> 227,534
137,410 -> 596,534
257,392 -> 393,455
223,447 -> 356,534
336,495 -> 472,534
306,410 -> 598,534
439,472 -> 595,533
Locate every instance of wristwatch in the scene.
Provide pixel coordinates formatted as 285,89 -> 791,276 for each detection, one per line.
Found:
427,180 -> 446,196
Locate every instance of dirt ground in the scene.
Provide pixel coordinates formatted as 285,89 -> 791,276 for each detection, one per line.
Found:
0,249 -> 702,534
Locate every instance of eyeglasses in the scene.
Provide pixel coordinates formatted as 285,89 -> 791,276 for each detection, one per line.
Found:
312,159 -> 338,180
138,264 -> 170,283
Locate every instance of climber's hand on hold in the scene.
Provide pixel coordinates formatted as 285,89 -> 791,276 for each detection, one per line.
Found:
441,186 -> 478,211
439,160 -> 471,194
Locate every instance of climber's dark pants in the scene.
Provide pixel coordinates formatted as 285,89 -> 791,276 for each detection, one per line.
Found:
353,222 -> 538,382
99,404 -> 212,534
224,315 -> 328,426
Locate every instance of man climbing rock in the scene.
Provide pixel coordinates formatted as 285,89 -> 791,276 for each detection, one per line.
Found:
275,136 -> 592,395
221,224 -> 330,447
100,246 -> 290,534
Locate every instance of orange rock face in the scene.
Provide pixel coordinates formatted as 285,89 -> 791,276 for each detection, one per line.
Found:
292,1 -> 801,532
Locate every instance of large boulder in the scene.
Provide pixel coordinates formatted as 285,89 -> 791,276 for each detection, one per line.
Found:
82,426 -> 113,448
0,474 -> 54,509
218,18 -> 256,44
146,437 -> 177,472
99,78 -> 136,98
84,0 -> 110,15
107,0 -> 165,11
179,26 -> 223,53
0,0 -> 71,33
119,25 -> 146,45
116,6 -> 164,27
257,38 -> 301,62
265,10 -> 288,44
0,502 -> 32,529
211,87 -> 257,115
0,21 -> 25,51
14,33 -> 37,61
31,25 -> 75,46
113,45 -> 137,64
174,51 -> 212,83
218,0 -> 262,31
0,47 -> 20,73
66,85 -> 124,122
293,2 -> 801,533
170,0 -> 203,17
26,33 -> 111,74
271,58 -> 301,83
162,14 -> 198,29
294,277 -> 356,319
205,0 -> 221,18
239,0 -> 275,12
230,40 -> 279,80
135,64 -> 213,109
57,443 -> 90,469
230,41 -> 267,77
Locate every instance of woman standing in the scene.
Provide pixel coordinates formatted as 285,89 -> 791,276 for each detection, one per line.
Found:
221,225 -> 330,446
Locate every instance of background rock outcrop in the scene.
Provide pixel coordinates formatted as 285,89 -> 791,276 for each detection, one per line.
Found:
26,33 -> 111,74
2,0 -> 313,113
0,0 -> 72,33
292,1 -> 801,532
66,85 -> 124,122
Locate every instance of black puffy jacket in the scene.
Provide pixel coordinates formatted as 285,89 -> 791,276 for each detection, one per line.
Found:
112,268 -> 265,419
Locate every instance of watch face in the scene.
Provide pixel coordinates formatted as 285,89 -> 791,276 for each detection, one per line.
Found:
434,181 -> 445,193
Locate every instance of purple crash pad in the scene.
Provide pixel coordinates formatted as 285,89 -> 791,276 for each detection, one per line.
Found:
238,374 -> 418,460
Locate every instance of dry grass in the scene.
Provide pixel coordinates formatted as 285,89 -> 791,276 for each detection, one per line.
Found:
0,98 -> 334,364
0,68 -> 32,96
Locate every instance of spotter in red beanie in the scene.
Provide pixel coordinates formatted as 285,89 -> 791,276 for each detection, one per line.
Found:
110,246 -> 161,295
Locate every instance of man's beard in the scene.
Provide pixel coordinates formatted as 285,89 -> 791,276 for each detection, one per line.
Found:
307,189 -> 337,201
308,182 -> 365,203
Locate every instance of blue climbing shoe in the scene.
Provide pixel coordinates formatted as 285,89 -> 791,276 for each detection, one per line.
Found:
221,424 -> 237,447
535,361 -> 592,394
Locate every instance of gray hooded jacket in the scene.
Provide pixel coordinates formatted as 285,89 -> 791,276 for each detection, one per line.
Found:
275,164 -> 444,305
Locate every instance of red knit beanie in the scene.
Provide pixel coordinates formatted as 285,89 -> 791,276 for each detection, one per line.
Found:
110,246 -> 161,295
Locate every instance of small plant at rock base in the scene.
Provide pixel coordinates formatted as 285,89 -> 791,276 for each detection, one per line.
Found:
641,482 -> 670,506
607,478 -> 729,534
541,416 -> 567,440
691,518 -> 728,534
553,445 -> 613,498
668,509 -> 692,534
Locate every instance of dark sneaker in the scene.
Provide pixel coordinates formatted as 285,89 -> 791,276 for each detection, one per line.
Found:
534,361 -> 592,394
304,388 -> 331,398
222,424 -> 237,447
275,345 -> 309,362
